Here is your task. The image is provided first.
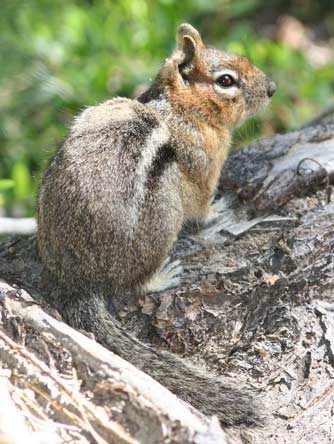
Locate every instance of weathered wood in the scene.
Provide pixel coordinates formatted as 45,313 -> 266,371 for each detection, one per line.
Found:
0,217 -> 36,235
0,120 -> 333,444
0,378 -> 34,444
0,282 -> 232,444
220,121 -> 334,210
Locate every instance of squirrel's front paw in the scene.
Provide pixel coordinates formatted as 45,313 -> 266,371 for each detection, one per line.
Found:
143,258 -> 183,294
204,198 -> 227,225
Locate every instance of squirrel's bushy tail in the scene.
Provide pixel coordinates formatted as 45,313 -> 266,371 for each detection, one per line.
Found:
59,290 -> 264,427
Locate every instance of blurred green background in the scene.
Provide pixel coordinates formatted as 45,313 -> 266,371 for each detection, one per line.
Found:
0,0 -> 333,217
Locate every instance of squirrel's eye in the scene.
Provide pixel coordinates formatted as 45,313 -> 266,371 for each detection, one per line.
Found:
216,74 -> 236,88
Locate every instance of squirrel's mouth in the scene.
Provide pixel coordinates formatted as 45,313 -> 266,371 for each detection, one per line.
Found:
234,96 -> 272,129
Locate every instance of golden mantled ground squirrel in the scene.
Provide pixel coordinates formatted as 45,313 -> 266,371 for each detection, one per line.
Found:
37,24 -> 276,426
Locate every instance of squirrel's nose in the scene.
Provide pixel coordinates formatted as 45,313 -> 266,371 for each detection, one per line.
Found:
267,80 -> 276,97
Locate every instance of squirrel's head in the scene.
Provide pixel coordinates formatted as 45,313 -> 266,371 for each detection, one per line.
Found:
159,23 -> 276,130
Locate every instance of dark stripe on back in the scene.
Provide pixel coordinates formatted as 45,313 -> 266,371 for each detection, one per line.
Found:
146,141 -> 176,190
116,105 -> 160,163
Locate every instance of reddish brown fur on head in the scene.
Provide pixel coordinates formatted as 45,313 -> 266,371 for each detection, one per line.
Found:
160,23 -> 276,131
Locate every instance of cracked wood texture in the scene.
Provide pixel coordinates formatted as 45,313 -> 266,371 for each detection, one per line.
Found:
0,121 -> 334,444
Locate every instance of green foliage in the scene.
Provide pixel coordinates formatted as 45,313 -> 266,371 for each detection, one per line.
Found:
0,0 -> 333,216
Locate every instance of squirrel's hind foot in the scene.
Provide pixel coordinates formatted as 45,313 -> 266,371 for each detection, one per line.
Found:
142,258 -> 183,294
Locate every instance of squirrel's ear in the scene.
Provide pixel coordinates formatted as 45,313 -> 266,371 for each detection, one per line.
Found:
176,23 -> 203,64
160,24 -> 204,86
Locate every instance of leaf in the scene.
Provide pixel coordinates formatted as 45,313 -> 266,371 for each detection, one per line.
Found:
11,161 -> 32,200
0,179 -> 15,191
